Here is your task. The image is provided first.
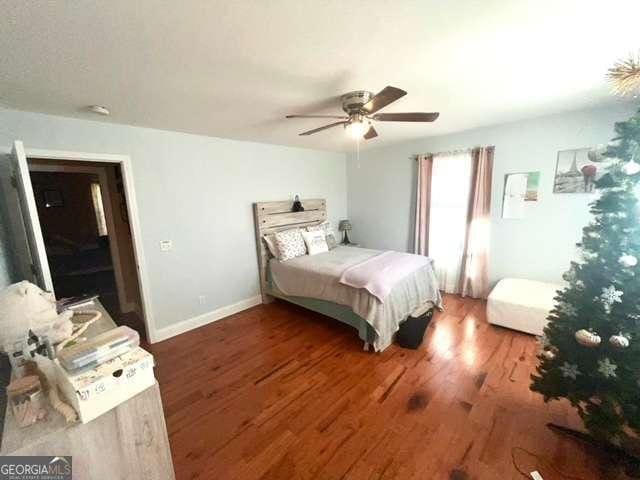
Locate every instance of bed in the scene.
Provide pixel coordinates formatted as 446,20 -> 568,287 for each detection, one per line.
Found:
253,199 -> 442,351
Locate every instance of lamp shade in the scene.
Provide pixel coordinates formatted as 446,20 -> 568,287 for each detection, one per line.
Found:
338,220 -> 352,231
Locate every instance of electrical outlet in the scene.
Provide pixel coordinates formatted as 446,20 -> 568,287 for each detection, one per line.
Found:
160,240 -> 172,252
198,295 -> 206,305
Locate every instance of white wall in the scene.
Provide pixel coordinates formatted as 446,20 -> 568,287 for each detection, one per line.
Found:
0,108 -> 347,336
347,103 -> 637,286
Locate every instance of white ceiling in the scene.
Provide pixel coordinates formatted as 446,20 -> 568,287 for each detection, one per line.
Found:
1,1 -> 638,152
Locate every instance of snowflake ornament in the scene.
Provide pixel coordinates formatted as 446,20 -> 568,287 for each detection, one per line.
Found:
598,358 -> 618,378
559,362 -> 581,380
600,285 -> 623,313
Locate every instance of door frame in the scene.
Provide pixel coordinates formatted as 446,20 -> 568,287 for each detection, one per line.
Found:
23,145 -> 156,342
28,162 -> 136,315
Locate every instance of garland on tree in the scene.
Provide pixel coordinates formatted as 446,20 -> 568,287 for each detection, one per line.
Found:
531,108 -> 640,448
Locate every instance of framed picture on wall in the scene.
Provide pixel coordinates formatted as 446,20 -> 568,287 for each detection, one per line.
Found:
502,171 -> 540,219
553,147 -> 612,193
42,189 -> 64,208
524,172 -> 540,201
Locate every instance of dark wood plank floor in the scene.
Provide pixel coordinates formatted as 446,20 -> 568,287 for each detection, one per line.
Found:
150,295 -> 609,480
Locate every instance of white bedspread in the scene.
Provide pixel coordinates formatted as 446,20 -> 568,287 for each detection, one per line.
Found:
339,251 -> 432,302
269,246 -> 442,351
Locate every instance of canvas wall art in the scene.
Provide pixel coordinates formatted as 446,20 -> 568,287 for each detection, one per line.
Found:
524,172 -> 540,201
502,171 -> 540,219
553,147 -> 612,193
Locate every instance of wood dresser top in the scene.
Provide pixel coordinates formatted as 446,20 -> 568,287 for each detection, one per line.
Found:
1,300 -> 117,454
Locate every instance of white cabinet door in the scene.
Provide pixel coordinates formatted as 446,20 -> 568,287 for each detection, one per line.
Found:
10,140 -> 54,293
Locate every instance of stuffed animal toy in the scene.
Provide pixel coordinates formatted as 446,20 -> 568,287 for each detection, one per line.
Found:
0,281 -> 73,351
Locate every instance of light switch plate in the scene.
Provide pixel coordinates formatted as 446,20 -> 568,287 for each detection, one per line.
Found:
160,240 -> 172,252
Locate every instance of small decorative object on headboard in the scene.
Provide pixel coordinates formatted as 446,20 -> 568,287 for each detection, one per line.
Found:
339,219 -> 353,245
292,195 -> 305,212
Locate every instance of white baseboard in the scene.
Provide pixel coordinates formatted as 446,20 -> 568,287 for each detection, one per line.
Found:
152,295 -> 262,343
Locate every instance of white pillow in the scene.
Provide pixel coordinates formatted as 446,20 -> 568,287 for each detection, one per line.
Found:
302,230 -> 329,255
274,228 -> 307,261
307,221 -> 338,249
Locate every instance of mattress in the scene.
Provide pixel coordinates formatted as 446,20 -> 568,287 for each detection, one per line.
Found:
269,246 -> 442,351
487,278 -> 562,336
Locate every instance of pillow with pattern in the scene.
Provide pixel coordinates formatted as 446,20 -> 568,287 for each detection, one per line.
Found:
274,228 -> 307,261
301,230 -> 329,255
307,221 -> 338,249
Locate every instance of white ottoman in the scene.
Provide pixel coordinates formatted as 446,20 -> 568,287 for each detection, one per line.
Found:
487,278 -> 562,336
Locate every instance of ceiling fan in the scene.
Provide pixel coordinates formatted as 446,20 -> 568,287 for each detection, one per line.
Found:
286,86 -> 439,140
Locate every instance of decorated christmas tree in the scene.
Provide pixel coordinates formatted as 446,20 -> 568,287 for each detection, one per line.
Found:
531,109 -> 640,453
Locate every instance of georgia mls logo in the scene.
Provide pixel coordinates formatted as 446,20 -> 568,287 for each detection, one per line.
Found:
0,455 -> 72,480
48,457 -> 71,475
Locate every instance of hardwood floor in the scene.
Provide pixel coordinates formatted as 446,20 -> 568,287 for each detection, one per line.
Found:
150,295 -> 610,480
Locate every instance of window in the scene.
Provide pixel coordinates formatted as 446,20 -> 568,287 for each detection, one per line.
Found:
91,182 -> 108,236
428,151 -> 473,293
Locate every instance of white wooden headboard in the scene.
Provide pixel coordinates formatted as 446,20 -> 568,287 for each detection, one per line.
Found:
253,198 -> 327,303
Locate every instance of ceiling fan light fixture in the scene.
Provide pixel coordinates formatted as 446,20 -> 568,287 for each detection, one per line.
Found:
287,85 -> 439,140
345,119 -> 369,139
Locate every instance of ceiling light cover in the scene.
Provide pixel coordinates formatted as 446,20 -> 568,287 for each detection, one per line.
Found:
345,120 -> 368,139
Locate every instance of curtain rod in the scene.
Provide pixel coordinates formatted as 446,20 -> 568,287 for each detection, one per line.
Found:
410,146 -> 494,160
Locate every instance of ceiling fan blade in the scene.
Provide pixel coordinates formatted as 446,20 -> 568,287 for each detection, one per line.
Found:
286,114 -> 349,119
361,86 -> 407,114
364,126 -> 378,140
299,121 -> 348,136
372,112 -> 440,122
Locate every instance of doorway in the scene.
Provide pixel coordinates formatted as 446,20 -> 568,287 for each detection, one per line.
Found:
9,141 -> 153,343
27,159 -> 146,340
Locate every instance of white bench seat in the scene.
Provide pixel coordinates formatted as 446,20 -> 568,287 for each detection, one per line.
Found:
487,278 -> 562,336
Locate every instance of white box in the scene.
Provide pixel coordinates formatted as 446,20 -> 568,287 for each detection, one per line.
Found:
487,278 -> 562,336
55,347 -> 156,423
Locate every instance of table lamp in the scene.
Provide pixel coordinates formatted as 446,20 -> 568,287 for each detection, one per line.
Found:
338,220 -> 353,245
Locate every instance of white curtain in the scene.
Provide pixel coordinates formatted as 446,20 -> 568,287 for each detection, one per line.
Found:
428,150 -> 473,293
91,182 -> 108,237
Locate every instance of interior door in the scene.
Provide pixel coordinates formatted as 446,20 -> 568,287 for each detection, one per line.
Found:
10,140 -> 55,293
